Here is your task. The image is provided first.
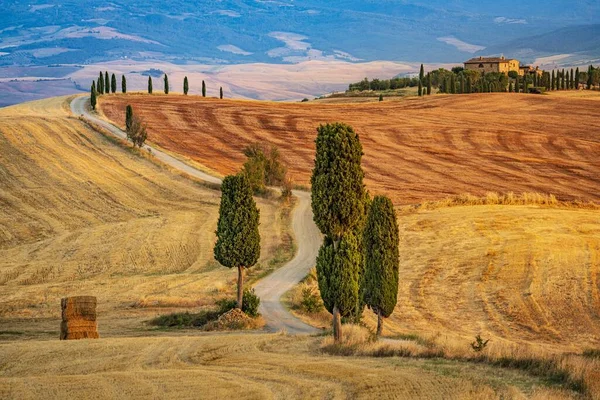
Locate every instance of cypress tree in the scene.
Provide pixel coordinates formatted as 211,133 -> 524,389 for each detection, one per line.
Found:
214,174 -> 261,310
575,67 -> 580,89
363,196 -> 399,337
148,76 -> 153,94
111,73 -> 117,94
90,83 -> 97,110
588,65 -> 594,89
570,68 -> 574,89
561,69 -> 565,90
164,74 -> 169,94
125,105 -> 133,132
551,70 -> 555,91
311,123 -> 367,342
509,82 -> 513,93
202,80 -> 206,97
98,72 -> 104,95
378,94 -> 383,102
220,86 -> 224,99
418,79 -> 422,97
183,76 -> 189,95
566,71 -> 570,90
105,71 -> 109,94
426,73 -> 432,95
419,64 -> 424,82
450,74 -> 456,94
122,75 -> 127,93
459,74 -> 464,94
524,76 -> 529,93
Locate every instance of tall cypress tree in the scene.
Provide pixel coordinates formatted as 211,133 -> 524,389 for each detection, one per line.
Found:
588,65 -> 594,89
363,196 -> 399,337
202,80 -> 206,97
418,79 -> 423,97
90,82 -> 97,110
98,72 -> 104,95
561,69 -> 565,90
164,74 -> 169,94
575,67 -> 580,89
551,70 -> 555,91
104,71 -> 110,94
566,71 -> 570,89
148,76 -> 153,94
125,105 -> 133,132
570,68 -> 574,89
450,74 -> 456,94
509,82 -> 513,93
311,123 -> 367,342
111,73 -> 117,94
426,73 -> 432,95
459,74 -> 464,94
466,76 -> 472,94
220,86 -> 223,99
122,75 -> 127,93
419,64 -> 424,82
183,76 -> 189,95
524,76 -> 529,93
214,174 -> 261,310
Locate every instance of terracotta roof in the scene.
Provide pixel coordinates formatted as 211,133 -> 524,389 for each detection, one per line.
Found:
464,57 -> 516,64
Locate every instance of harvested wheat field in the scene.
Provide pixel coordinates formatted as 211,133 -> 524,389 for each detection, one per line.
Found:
0,334 -> 579,399
0,97 -> 293,339
100,92 -> 600,205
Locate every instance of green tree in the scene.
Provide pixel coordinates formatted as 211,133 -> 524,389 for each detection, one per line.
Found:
126,114 -> 148,148
125,105 -> 133,132
450,74 -> 456,94
378,94 -> 383,101
164,74 -> 169,94
363,196 -> 399,337
575,67 -> 580,89
122,75 -> 127,93
561,69 -> 565,90
566,71 -> 570,90
419,64 -> 424,82
220,86 -> 224,99
98,72 -> 104,95
202,80 -> 206,97
524,77 -> 529,93
418,79 -> 422,97
311,123 -> 367,342
466,76 -> 472,94
90,82 -> 97,110
148,76 -> 153,94
551,70 -> 555,91
426,73 -> 432,95
111,73 -> 117,94
587,65 -> 593,89
183,76 -> 189,95
459,74 -> 464,94
104,71 -> 109,94
509,82 -> 513,93
214,174 -> 261,309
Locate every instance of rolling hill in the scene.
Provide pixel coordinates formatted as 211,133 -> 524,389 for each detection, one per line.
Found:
99,92 -> 600,205
0,96 -> 293,338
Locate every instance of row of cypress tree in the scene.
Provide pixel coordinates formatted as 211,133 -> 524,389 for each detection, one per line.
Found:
147,75 -> 223,98
311,123 -> 399,341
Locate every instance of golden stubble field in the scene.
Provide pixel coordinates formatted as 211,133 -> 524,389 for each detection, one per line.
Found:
0,96 -> 293,339
100,92 -> 600,205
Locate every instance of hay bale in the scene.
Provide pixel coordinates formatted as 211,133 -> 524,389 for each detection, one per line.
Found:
60,296 -> 99,340
61,296 -> 97,321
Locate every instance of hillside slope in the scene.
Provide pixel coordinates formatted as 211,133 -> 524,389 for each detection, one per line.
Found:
0,97 -> 291,338
100,93 -> 600,205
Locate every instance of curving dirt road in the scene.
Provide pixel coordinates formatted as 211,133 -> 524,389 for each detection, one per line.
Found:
70,95 -> 321,334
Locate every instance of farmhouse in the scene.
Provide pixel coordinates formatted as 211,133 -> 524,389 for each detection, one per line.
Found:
464,56 -> 520,74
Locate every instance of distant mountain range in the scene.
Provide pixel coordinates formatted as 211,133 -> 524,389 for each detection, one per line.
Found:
1,0 -> 600,67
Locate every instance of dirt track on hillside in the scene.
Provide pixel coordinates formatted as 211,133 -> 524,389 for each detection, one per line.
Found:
100,93 -> 600,204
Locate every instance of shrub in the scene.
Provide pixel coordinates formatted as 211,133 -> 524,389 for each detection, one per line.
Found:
242,143 -> 288,194
301,98 -> 309,102
215,298 -> 237,314
471,334 -> 489,352
242,288 -> 260,317
300,286 -> 323,313
149,310 -> 221,327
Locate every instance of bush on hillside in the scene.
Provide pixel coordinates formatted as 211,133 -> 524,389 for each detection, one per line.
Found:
242,288 -> 261,317
242,143 -> 288,194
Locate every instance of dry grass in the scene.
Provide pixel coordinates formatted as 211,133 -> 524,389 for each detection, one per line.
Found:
99,92 -> 600,205
320,325 -> 598,399
0,97 -> 294,339
0,333 -> 581,399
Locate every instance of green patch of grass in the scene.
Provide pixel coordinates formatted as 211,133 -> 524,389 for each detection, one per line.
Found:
582,348 -> 600,359
0,330 -> 25,336
149,310 -> 221,328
